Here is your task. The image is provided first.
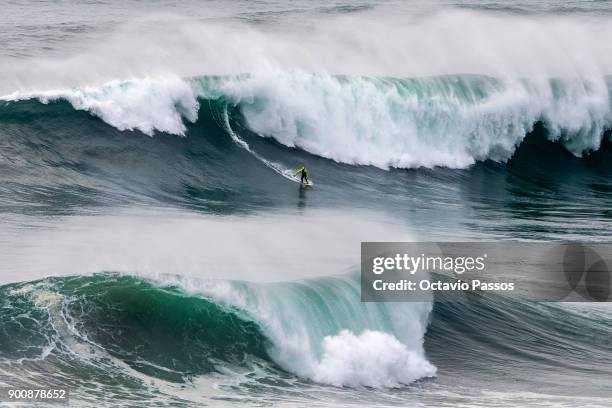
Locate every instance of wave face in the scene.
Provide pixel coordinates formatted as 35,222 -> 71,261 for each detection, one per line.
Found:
205,73 -> 612,168
2,2 -> 612,406
4,73 -> 612,170
193,274 -> 435,388
0,274 -> 434,403
2,274 -> 611,406
3,2 -> 612,173
2,79 -> 612,240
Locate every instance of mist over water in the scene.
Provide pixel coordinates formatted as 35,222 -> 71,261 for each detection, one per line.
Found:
3,2 -> 612,170
0,209 -> 413,285
1,1 -> 612,407
3,1 -> 612,84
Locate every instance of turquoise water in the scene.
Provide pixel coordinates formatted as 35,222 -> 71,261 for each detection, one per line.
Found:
1,1 -> 612,406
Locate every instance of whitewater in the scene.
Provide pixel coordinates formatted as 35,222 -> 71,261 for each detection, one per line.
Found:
2,7 -> 612,170
4,72 -> 612,169
1,1 -> 612,407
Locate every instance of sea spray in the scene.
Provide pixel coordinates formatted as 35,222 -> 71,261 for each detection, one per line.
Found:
4,73 -> 611,169
312,329 -> 436,387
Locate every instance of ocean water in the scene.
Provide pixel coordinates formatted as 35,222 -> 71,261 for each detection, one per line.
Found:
1,1 -> 612,406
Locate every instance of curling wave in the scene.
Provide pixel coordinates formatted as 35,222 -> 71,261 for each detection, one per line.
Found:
3,72 -> 612,169
0,273 -> 435,391
3,272 -> 612,404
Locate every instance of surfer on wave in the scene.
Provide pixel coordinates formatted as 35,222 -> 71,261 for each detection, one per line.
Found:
294,165 -> 310,185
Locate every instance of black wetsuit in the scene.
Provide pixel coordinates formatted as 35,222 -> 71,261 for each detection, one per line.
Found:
295,167 -> 309,184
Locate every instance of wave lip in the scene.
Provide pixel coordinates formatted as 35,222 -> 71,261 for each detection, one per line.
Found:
191,275 -> 435,388
4,72 -> 612,170
2,76 -> 199,135
0,273 -> 436,391
211,72 -> 612,169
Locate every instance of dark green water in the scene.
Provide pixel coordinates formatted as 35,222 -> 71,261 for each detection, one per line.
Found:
1,1 -> 612,406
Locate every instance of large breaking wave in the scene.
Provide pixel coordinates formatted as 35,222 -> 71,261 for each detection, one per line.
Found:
2,4 -> 612,407
2,272 -> 611,405
4,7 -> 612,170
0,273 -> 434,393
2,72 -> 611,169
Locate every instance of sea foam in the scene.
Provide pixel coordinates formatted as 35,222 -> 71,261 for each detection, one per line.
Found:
4,72 -> 610,169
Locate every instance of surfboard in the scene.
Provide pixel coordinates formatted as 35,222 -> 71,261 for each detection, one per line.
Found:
302,181 -> 314,188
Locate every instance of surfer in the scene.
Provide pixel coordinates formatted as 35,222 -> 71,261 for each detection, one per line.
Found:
294,165 -> 309,185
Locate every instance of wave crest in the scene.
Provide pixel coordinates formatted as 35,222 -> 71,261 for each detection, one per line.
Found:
3,72 -> 612,169
3,76 -> 199,135
0,273 -> 435,388
212,72 -> 612,168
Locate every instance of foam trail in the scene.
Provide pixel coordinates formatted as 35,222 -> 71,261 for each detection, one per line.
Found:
3,72 -> 612,171
218,102 -> 301,184
211,72 -> 612,169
